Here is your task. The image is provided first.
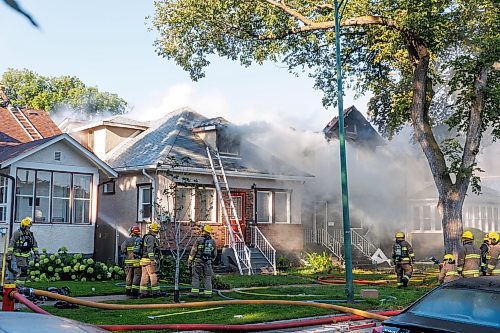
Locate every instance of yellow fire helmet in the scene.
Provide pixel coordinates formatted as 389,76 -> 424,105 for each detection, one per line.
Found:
20,217 -> 32,228
395,232 -> 405,239
488,231 -> 499,243
444,254 -> 454,262
149,223 -> 160,233
203,225 -> 213,234
462,230 -> 474,240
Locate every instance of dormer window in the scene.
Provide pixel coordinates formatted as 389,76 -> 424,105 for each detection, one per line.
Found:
217,128 -> 241,156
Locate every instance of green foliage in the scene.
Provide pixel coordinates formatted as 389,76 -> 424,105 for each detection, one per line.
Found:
1,68 -> 128,116
158,255 -> 191,284
27,247 -> 124,282
301,252 -> 333,273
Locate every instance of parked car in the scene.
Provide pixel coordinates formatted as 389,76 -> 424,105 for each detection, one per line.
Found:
373,276 -> 500,333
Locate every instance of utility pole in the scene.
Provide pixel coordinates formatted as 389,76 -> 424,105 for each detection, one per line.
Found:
334,0 -> 354,302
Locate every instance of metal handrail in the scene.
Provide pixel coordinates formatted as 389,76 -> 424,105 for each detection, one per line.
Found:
330,228 -> 377,259
251,226 -> 276,275
318,229 -> 343,260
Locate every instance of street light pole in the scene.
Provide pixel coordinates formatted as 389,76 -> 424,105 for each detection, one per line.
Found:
333,0 -> 354,302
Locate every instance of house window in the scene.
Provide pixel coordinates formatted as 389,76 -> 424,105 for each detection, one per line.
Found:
52,172 -> 71,223
102,181 -> 115,195
137,185 -> 152,222
423,206 -> 432,230
257,191 -> 272,223
15,169 -> 35,222
15,169 -> 92,224
73,174 -> 91,224
0,177 -> 8,223
196,188 -> 215,222
217,130 -> 241,156
175,187 -> 193,222
274,191 -> 290,223
35,171 -> 51,223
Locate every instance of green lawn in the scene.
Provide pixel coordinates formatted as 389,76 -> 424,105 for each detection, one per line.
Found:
14,269 -> 438,330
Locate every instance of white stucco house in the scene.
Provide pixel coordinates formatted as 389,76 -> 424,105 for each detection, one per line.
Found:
0,105 -> 117,255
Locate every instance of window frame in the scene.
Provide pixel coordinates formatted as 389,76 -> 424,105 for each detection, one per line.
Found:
0,177 -> 8,223
14,168 -> 93,225
195,187 -> 217,224
255,189 -> 291,224
137,184 -> 153,222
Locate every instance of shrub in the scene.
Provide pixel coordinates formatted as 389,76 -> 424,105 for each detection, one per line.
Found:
158,255 -> 191,284
302,252 -> 333,273
27,247 -> 124,282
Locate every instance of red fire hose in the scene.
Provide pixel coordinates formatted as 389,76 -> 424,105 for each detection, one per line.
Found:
7,288 -> 401,332
97,312 -> 400,332
10,291 -> 50,315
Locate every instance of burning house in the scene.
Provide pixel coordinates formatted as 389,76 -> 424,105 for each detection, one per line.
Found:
63,107 -> 313,273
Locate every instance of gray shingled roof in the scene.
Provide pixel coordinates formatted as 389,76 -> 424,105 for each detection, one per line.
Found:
104,116 -> 149,128
106,107 -> 312,178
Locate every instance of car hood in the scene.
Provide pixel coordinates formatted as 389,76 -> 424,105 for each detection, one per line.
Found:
0,312 -> 108,333
383,312 -> 500,333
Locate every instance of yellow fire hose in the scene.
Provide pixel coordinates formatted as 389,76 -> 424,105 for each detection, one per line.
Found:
1,231 -> 8,286
32,289 -> 390,321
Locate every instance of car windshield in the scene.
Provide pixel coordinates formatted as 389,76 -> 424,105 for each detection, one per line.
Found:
408,287 -> 500,328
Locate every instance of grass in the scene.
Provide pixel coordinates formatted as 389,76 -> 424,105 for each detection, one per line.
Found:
23,280 -> 124,297
13,268 -> 439,331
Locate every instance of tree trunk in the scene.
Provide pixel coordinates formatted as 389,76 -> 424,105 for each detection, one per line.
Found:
440,190 -> 465,258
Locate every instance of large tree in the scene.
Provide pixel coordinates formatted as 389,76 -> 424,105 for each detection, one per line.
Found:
151,0 -> 499,254
1,68 -> 128,116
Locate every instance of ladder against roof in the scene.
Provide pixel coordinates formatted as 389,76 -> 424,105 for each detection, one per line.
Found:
206,147 -> 252,275
8,106 -> 43,141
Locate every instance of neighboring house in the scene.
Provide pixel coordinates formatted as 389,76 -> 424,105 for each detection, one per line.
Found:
0,105 -> 117,255
303,106 -> 392,265
408,184 -> 500,258
63,107 -> 313,272
323,106 -> 385,149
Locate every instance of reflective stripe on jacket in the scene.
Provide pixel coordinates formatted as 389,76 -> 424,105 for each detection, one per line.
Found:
457,241 -> 480,276
486,243 -> 500,275
140,233 -> 159,265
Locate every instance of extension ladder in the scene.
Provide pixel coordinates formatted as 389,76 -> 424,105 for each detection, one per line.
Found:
206,147 -> 252,275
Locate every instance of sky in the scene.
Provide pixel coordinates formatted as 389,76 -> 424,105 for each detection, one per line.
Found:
0,0 -> 370,130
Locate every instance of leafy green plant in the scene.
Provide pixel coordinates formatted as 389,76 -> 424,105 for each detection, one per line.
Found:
27,247 -> 124,282
302,252 -> 333,273
158,255 -> 191,284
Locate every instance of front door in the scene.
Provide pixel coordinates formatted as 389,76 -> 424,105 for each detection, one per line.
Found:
222,192 -> 245,241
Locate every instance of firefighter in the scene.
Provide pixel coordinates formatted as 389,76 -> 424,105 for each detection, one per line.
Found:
438,254 -> 460,284
121,226 -> 142,296
486,231 -> 500,276
391,232 -> 415,288
6,217 -> 39,285
139,223 -> 161,298
480,234 -> 490,276
188,225 -> 217,297
457,230 -> 481,277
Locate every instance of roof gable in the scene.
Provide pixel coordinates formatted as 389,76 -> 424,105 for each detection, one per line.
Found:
0,134 -> 117,177
323,106 -> 385,147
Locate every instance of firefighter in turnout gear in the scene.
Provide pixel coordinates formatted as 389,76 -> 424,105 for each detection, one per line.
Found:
486,231 -> 500,276
480,234 -> 490,276
121,226 -> 142,296
7,217 -> 39,285
457,230 -> 481,277
438,254 -> 460,284
188,225 -> 217,297
139,223 -> 161,298
392,232 -> 415,288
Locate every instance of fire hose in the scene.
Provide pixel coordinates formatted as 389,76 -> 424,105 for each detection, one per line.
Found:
9,289 -> 401,332
31,289 -> 391,321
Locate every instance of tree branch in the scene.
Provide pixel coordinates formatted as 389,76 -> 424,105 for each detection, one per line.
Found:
263,0 -> 315,26
457,66 -> 487,195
